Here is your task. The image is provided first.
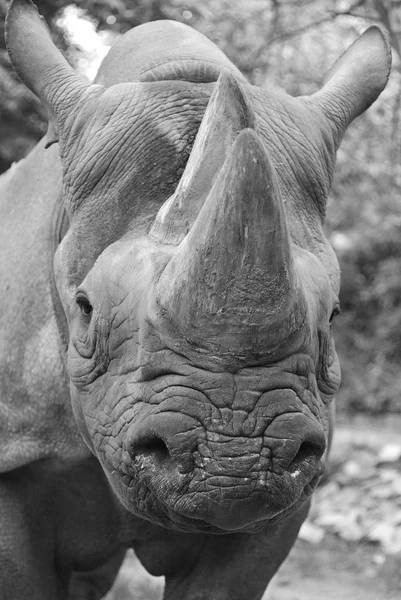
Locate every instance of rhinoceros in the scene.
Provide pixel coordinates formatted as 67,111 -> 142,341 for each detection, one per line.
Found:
0,0 -> 391,598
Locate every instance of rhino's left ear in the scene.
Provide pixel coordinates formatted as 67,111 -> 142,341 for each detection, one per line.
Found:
6,0 -> 95,146
311,26 -> 391,142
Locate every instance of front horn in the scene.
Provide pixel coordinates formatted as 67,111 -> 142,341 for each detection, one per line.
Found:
156,128 -> 307,358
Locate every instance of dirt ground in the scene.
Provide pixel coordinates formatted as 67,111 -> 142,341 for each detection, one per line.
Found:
267,535 -> 400,600
107,536 -> 401,600
106,416 -> 401,600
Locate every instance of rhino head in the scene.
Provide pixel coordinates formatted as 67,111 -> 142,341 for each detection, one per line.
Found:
7,0 -> 390,533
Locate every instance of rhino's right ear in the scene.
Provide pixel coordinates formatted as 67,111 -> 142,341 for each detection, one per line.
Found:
311,26 -> 391,144
6,0 -> 94,145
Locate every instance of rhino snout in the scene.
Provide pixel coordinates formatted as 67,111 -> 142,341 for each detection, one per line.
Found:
123,408 -> 326,531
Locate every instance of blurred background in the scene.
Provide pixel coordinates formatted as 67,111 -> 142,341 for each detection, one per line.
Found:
1,1 -> 401,598
1,0 -> 401,416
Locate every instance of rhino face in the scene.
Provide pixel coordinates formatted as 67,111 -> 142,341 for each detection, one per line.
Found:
63,221 -> 339,533
53,73 -> 343,532
6,1 -> 390,532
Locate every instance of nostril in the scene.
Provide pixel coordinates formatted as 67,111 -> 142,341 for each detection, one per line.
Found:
265,414 -> 326,474
130,435 -> 171,465
127,413 -> 199,474
289,439 -> 325,471
292,442 -> 318,465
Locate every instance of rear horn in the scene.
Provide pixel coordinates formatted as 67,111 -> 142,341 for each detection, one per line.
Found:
150,69 -> 257,245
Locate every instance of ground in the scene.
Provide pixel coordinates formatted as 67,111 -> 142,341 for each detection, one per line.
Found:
105,416 -> 401,600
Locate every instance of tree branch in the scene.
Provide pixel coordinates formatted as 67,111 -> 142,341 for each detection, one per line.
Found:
249,0 -> 369,66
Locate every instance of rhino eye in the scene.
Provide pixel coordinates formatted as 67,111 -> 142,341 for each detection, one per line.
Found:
76,294 -> 93,317
329,305 -> 340,325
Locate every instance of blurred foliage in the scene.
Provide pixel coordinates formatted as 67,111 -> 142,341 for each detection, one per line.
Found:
1,0 -> 401,414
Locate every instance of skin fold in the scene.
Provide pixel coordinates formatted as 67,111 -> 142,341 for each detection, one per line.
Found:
0,1 -> 391,598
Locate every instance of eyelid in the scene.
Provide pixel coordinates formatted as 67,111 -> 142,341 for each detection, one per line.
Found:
76,288 -> 89,300
76,290 -> 93,305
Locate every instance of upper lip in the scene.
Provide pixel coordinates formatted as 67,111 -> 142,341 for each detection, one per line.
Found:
114,457 -> 323,533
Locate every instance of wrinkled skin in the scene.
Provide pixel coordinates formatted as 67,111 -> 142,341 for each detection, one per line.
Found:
0,1 -> 391,599
54,74 -> 339,534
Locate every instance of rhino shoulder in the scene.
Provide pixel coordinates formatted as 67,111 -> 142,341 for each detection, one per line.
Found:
0,141 -> 88,473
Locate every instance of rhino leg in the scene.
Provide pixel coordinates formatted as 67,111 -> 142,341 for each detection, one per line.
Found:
161,502 -> 310,600
68,551 -> 126,600
0,464 -> 67,600
0,457 -> 129,600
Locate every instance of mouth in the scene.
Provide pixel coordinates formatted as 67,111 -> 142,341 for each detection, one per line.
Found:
111,457 -> 324,534
165,472 -> 323,533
